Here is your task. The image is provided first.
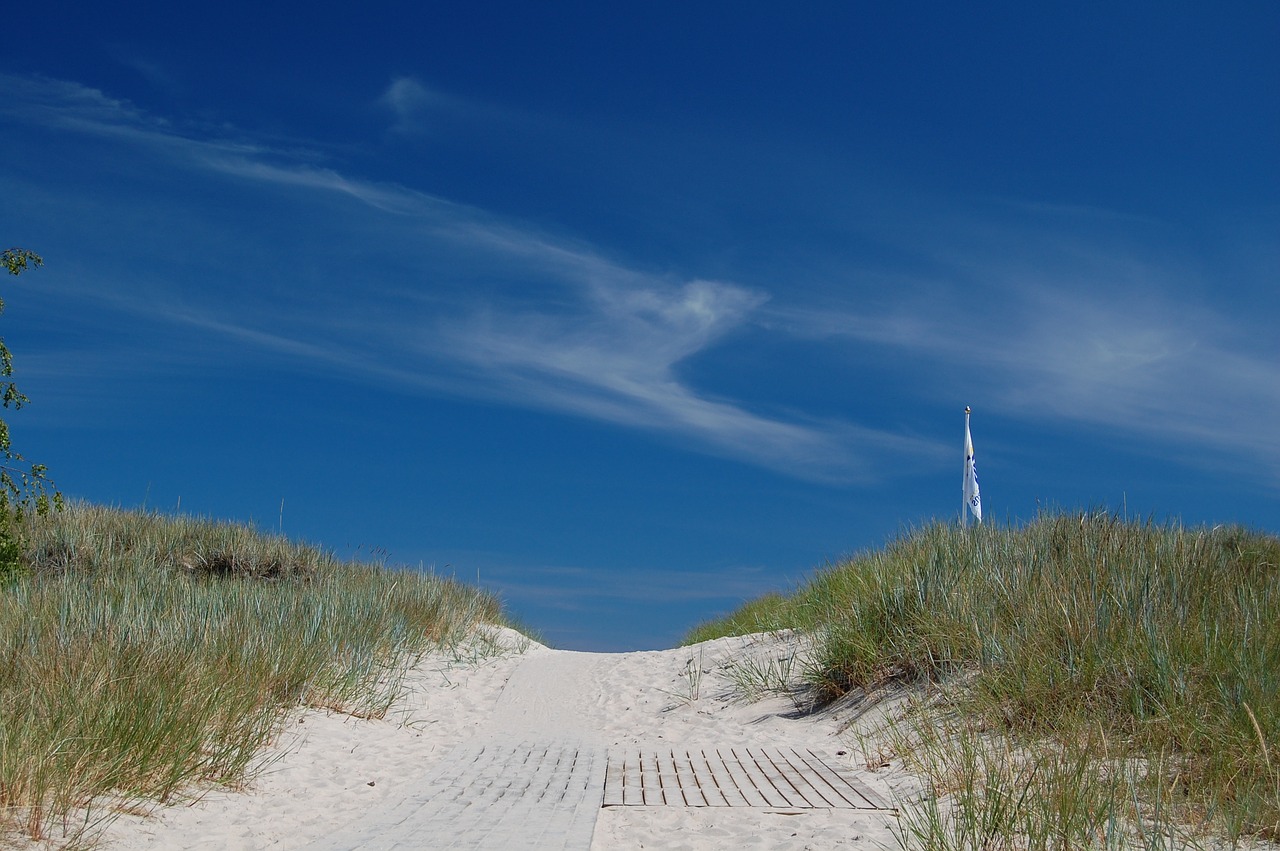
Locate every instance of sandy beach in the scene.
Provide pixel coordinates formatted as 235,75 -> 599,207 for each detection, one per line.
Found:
72,629 -> 913,850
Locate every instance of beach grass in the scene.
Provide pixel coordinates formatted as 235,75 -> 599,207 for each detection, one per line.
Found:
0,502 -> 505,845
687,511 -> 1280,847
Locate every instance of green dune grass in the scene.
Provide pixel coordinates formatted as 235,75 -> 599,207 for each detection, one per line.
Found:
688,512 -> 1280,848
5,505 -> 1277,849
1,503 -> 504,846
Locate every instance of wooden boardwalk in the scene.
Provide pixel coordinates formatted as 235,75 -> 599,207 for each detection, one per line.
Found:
308,742 -> 892,850
307,740 -> 608,851
305,647 -> 894,849
602,746 -> 892,810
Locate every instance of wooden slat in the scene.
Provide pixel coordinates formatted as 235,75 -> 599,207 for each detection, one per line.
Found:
603,756 -> 625,806
786,748 -> 858,807
671,750 -> 707,806
656,751 -> 680,804
711,748 -> 752,806
686,752 -> 737,803
732,747 -> 794,807
623,754 -> 643,805
709,747 -> 768,806
639,750 -> 665,805
601,747 -> 893,810
774,748 -> 843,807
797,748 -> 894,810
746,747 -> 811,807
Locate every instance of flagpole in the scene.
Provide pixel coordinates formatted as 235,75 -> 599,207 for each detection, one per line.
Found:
962,405 -> 982,526
962,407 -> 970,527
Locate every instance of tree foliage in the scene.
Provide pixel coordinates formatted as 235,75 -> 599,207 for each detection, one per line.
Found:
0,247 -> 61,522
1,247 -> 42,277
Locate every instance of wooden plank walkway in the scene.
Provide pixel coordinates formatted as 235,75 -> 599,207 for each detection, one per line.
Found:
306,740 -> 608,851
602,746 -> 892,810
308,743 -> 892,850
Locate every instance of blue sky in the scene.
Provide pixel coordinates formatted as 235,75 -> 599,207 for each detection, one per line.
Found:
2,3 -> 1277,650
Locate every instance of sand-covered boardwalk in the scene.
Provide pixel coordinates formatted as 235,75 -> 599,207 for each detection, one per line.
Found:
85,630 -> 907,850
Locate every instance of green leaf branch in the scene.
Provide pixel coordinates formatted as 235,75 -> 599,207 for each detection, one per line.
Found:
0,247 -> 61,520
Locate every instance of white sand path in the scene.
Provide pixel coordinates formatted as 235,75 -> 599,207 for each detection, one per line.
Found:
70,630 -> 909,851
305,649 -> 617,850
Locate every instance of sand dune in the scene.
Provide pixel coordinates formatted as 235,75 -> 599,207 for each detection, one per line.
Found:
83,628 -> 912,850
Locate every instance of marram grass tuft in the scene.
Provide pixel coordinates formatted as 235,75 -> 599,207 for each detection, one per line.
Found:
688,511 -> 1280,846
1,502 -> 507,846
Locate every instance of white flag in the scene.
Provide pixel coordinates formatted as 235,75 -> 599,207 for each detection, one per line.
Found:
963,407 -> 982,524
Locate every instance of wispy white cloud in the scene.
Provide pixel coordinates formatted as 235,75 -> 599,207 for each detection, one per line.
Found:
9,72 -> 1272,488
104,46 -> 185,96
0,73 -> 285,174
204,157 -> 449,216
768,227 -> 1280,482
377,76 -> 451,134
1000,288 -> 1280,473
374,75 -> 532,138
440,279 -> 828,464
2,73 -> 939,482
1,74 -> 152,131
